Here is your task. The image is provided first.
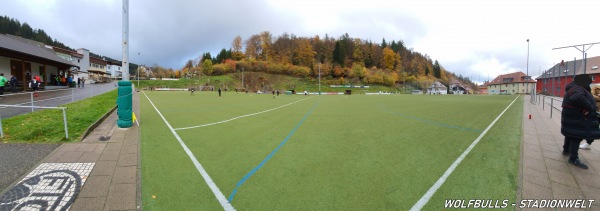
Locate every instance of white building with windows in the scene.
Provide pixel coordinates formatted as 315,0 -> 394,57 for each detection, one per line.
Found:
427,81 -> 447,94
52,47 -> 90,81
107,61 -> 122,80
488,71 -> 535,95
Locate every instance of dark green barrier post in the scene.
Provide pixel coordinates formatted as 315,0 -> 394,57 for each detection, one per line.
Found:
117,81 -> 133,128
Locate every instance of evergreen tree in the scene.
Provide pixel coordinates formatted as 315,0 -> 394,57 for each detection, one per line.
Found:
332,41 -> 345,67
201,52 -> 213,63
215,48 -> 230,64
20,22 -> 33,39
433,60 -> 441,78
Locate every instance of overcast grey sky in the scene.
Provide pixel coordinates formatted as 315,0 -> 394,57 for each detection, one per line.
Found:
1,0 -> 599,83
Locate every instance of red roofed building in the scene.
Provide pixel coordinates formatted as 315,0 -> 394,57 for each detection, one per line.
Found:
478,82 -> 489,94
487,72 -> 536,95
536,56 -> 600,97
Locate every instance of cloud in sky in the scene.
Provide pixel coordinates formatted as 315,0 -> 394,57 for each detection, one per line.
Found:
1,0 -> 599,83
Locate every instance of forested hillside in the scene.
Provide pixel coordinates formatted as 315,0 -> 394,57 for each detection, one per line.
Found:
179,32 -> 476,90
0,15 -> 476,90
0,15 -> 71,50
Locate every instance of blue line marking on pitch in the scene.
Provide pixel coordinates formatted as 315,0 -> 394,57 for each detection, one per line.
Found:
228,99 -> 320,202
381,109 -> 482,133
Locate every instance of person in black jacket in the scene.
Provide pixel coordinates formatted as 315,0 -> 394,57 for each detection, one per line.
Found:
561,74 -> 600,169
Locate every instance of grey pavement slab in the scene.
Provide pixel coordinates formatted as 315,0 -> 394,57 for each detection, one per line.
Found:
521,95 -> 600,209
0,143 -> 60,193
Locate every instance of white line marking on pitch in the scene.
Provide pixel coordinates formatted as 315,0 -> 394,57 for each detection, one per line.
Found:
409,96 -> 520,211
142,91 -> 235,211
174,97 -> 314,131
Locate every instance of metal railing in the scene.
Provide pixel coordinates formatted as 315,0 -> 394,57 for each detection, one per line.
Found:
0,105 -> 68,139
0,83 -> 117,140
536,94 -> 563,118
0,83 -> 116,118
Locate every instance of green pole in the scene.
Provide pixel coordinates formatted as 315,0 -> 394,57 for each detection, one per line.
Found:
117,81 -> 133,128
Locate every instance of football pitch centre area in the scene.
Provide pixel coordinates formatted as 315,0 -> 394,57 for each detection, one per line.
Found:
140,91 -> 522,210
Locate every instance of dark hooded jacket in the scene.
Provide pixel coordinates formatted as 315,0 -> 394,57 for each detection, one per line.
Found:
561,81 -> 600,139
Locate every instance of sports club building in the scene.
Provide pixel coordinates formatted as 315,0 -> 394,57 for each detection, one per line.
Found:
536,56 -> 600,97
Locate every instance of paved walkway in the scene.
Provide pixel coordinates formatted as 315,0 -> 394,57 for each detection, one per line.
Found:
0,90 -> 140,211
521,95 -> 600,210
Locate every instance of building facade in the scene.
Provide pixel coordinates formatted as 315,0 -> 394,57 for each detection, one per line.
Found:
536,56 -> 600,97
427,81 -> 447,94
89,57 -> 109,83
107,61 -> 122,80
0,34 -> 76,90
487,72 -> 536,95
449,80 -> 469,94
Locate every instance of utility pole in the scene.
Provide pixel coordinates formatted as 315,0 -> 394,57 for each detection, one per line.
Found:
242,68 -> 244,89
117,0 -> 132,128
137,52 -> 140,91
318,63 -> 321,94
553,42 -> 600,74
121,0 -> 129,81
526,39 -> 530,94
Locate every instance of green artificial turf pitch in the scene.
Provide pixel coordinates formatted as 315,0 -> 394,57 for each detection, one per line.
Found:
140,92 -> 522,210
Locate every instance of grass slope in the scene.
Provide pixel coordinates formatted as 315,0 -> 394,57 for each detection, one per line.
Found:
0,90 -> 117,143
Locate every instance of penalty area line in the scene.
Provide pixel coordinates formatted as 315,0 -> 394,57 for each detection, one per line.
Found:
409,95 -> 520,211
174,96 -> 314,131
142,91 -> 235,211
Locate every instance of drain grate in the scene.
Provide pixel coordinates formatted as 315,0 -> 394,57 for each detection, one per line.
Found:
98,136 -> 111,141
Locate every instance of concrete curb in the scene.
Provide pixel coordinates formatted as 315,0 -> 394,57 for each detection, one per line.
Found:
79,106 -> 117,141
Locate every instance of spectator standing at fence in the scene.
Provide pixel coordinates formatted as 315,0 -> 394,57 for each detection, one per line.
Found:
0,73 -> 8,99
29,77 -> 40,97
218,87 -> 222,97
10,74 -> 17,93
67,75 -> 73,87
77,77 -> 81,88
561,74 -> 600,169
81,78 -> 85,88
581,84 -> 600,150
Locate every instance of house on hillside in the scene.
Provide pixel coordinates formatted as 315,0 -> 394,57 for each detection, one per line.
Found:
487,71 -> 535,95
0,33 -> 77,90
427,81 -> 447,94
449,80 -> 469,94
536,56 -> 600,97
